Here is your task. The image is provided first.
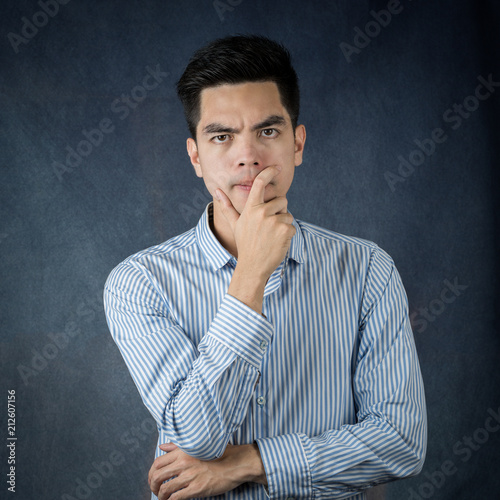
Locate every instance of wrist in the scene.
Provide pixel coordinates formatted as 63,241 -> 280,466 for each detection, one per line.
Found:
223,443 -> 267,486
227,265 -> 266,315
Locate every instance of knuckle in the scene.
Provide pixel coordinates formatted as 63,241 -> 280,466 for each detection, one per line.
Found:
152,471 -> 164,488
254,205 -> 266,219
159,482 -> 172,497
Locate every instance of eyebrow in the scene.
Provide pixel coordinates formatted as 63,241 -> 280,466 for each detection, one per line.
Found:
202,114 -> 287,135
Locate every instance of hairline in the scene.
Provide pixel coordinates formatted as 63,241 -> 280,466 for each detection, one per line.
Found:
192,78 -> 296,141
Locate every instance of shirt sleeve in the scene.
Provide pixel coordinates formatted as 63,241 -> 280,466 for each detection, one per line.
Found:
103,259 -> 272,460
256,246 -> 427,499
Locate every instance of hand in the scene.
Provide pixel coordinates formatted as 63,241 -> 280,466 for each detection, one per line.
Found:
148,443 -> 267,499
216,166 -> 295,313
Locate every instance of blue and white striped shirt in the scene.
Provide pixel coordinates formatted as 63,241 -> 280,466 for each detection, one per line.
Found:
104,203 -> 426,499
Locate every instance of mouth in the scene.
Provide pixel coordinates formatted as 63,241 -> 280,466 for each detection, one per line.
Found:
234,179 -> 255,192
233,169 -> 277,193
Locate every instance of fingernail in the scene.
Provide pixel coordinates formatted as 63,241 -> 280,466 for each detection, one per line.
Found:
276,165 -> 282,171
215,189 -> 221,200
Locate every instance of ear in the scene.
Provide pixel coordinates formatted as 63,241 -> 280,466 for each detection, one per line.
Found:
186,138 -> 203,177
294,124 -> 306,167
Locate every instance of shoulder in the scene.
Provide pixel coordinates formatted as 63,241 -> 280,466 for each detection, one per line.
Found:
126,227 -> 197,263
297,219 -> 378,251
105,227 -> 197,291
296,218 -> 396,277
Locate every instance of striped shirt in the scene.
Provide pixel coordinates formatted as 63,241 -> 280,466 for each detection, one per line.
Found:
104,203 -> 427,500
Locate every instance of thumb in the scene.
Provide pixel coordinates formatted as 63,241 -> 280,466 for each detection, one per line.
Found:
159,442 -> 177,452
215,189 -> 239,228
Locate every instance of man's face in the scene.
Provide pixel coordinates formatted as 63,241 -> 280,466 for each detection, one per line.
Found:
187,81 -> 306,215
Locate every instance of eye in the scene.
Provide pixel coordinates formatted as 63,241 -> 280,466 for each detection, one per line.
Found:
211,134 -> 231,143
261,128 -> 279,138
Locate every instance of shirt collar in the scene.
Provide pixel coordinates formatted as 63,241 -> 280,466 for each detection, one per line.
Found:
195,202 -> 305,271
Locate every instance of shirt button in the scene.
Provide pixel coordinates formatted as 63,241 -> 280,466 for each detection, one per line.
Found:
257,396 -> 266,406
259,340 -> 268,351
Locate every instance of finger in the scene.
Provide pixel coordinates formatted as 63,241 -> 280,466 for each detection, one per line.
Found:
150,465 -> 180,496
160,442 -> 178,452
247,165 -> 281,206
215,188 -> 240,228
261,196 -> 289,216
274,213 -> 294,226
158,477 -> 189,500
149,450 -> 176,485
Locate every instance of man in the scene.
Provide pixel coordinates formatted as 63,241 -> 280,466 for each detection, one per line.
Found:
104,35 -> 427,500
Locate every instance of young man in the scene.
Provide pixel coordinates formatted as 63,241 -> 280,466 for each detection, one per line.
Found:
104,35 -> 427,500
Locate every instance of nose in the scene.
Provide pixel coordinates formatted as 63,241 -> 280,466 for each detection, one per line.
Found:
235,136 -> 263,168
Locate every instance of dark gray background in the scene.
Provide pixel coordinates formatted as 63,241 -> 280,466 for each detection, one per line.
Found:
1,1 -> 499,499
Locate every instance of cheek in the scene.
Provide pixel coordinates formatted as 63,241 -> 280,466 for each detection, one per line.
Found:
282,172 -> 295,192
200,162 -> 233,192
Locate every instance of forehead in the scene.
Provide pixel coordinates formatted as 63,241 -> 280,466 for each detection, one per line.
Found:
198,81 -> 288,125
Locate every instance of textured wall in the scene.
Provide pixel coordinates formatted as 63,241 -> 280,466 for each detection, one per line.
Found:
1,0 -> 499,499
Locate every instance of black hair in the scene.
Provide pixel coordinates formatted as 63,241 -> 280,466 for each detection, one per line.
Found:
176,34 -> 300,139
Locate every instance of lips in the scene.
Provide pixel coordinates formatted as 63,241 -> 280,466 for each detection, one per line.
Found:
234,179 -> 255,191
235,183 -> 253,192
236,179 -> 254,186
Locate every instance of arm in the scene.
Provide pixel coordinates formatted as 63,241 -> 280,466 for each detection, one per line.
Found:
149,442 -> 267,499
104,166 -> 294,464
256,247 -> 427,499
104,263 -> 272,460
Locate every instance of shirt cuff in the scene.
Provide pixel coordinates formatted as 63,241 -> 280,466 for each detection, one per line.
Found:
256,433 -> 312,499
202,294 -> 273,368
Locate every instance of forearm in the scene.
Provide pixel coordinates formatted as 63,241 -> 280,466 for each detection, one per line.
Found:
257,409 -> 426,499
149,443 -> 268,499
162,346 -> 261,458
156,294 -> 273,459
256,328 -> 427,499
105,266 -> 272,460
